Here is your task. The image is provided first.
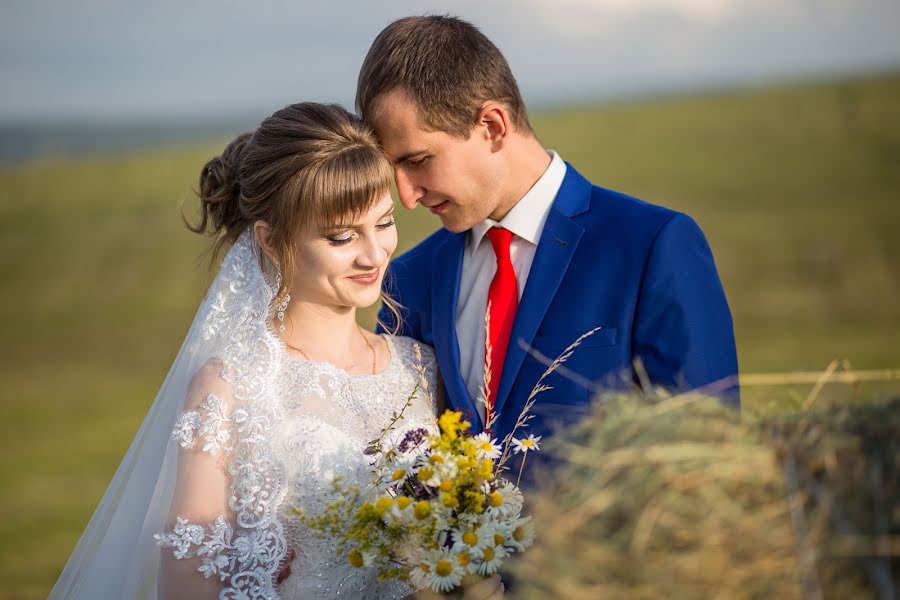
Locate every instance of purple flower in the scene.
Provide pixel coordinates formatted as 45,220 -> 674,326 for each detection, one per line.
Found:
398,427 -> 429,453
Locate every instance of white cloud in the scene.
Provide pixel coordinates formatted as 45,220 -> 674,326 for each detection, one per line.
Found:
0,0 -> 898,119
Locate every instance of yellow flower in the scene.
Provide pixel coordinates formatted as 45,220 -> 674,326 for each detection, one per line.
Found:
435,558 -> 453,576
348,549 -> 364,568
463,440 -> 478,458
356,502 -> 375,519
438,411 -> 461,436
439,479 -> 454,493
463,490 -> 485,514
374,497 -> 393,516
392,468 -> 406,481
414,500 -> 432,520
437,410 -> 470,440
396,496 -> 412,510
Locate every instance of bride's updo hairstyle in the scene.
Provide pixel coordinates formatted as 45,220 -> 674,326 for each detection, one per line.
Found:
188,102 -> 395,310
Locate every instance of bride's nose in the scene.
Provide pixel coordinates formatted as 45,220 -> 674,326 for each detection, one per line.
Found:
356,234 -> 389,268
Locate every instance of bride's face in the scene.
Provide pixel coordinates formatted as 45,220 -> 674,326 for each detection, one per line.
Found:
290,192 -> 398,310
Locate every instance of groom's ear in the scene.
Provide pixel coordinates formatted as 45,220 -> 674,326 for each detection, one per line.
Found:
477,102 -> 510,151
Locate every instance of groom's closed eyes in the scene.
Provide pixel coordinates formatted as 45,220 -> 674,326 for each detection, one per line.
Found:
392,149 -> 430,167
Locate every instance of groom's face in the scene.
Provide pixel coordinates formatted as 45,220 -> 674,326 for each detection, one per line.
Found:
371,89 -> 502,233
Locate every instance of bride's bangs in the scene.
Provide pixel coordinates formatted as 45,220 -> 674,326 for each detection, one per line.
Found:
309,144 -> 394,230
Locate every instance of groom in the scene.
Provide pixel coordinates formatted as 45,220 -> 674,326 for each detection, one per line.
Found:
361,16 -> 739,447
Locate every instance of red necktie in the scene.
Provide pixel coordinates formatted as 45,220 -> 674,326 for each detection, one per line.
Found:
484,227 -> 518,425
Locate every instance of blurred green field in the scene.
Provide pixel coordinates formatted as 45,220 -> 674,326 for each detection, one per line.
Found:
1,74 -> 899,597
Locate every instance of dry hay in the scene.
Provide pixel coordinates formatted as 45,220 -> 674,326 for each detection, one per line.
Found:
513,393 -> 900,599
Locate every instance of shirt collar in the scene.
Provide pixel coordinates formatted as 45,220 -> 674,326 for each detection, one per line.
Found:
469,150 -> 567,255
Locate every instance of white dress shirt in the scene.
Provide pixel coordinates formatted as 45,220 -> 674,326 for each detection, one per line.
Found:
455,150 -> 568,422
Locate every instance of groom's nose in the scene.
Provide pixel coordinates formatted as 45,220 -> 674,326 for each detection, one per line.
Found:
395,169 -> 424,209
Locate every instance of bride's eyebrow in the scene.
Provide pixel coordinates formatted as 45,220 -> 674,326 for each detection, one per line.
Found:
321,207 -> 395,233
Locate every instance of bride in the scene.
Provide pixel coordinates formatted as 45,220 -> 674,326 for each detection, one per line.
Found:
48,103 -> 501,599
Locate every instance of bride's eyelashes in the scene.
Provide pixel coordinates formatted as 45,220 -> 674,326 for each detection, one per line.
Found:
327,234 -> 354,246
325,219 -> 396,246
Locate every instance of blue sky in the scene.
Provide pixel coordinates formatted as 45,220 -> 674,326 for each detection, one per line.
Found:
2,0 -> 899,120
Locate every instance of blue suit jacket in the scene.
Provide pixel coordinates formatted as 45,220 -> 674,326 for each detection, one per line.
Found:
379,163 -> 739,444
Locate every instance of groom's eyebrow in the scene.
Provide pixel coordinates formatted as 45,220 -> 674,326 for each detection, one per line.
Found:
392,150 -> 426,165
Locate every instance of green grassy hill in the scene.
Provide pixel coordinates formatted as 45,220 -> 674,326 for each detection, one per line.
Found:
1,74 -> 899,597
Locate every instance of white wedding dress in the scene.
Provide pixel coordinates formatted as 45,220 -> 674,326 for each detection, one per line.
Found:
157,335 -> 438,599
49,231 -> 438,600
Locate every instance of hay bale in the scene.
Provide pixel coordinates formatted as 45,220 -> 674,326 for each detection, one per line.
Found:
513,393 -> 900,599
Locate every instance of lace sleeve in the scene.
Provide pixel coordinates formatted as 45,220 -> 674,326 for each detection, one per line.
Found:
155,359 -> 236,600
391,336 -> 441,422
417,342 -> 440,415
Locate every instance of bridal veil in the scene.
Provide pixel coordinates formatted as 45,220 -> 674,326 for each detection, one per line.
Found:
49,230 -> 291,599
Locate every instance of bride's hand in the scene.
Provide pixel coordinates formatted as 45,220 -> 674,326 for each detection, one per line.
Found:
276,547 -> 295,584
410,574 -> 504,600
460,574 -> 504,600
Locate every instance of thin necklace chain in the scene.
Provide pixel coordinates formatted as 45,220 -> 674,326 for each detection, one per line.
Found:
284,324 -> 378,375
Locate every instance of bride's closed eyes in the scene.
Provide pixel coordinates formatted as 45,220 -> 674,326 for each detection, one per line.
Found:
325,216 -> 396,246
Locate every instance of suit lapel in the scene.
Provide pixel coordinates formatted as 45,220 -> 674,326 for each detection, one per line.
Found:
491,165 -> 591,422
430,231 -> 482,428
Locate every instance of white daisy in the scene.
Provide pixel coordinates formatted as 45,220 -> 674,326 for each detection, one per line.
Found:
450,524 -> 494,557
490,516 -> 514,547
507,515 -> 535,552
484,481 -> 524,518
414,462 -> 442,488
425,549 -> 464,592
472,432 -> 502,460
511,434 -> 542,454
455,510 -> 482,533
475,541 -> 508,575
408,560 -> 432,590
429,451 -> 459,481
347,547 -> 377,568
390,445 -> 426,473
426,501 -> 454,533
385,496 -> 415,525
454,548 -> 479,574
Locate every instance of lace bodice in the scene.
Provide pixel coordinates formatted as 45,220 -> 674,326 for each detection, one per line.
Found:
156,335 -> 439,600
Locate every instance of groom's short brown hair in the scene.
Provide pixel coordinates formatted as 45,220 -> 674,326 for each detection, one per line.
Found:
356,15 -> 532,139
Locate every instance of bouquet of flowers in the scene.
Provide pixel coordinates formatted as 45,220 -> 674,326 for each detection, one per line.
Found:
297,331 -> 599,594
304,409 -> 538,592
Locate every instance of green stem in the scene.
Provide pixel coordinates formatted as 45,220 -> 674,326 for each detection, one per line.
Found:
515,452 -> 528,488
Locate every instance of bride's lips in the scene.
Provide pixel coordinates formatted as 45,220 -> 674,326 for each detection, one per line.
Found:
348,269 -> 380,285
